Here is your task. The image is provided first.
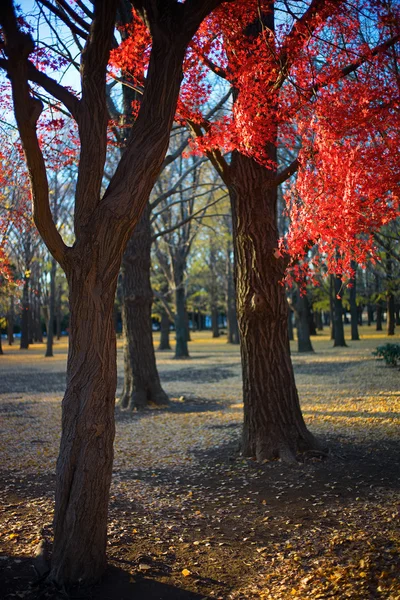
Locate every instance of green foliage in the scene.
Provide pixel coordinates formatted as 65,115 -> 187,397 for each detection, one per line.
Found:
373,344 -> 400,367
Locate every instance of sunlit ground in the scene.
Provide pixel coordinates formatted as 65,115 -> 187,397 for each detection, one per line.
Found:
0,325 -> 399,599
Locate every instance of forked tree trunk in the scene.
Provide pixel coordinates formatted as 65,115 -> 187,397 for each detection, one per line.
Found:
229,153 -> 319,462
45,258 -> 57,357
158,310 -> 171,350
50,263 -> 118,585
333,275 -> 347,347
119,205 -> 168,409
20,275 -> 30,349
349,262 -> 360,341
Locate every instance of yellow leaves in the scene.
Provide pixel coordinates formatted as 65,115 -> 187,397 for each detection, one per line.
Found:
181,568 -> 191,577
8,533 -> 18,540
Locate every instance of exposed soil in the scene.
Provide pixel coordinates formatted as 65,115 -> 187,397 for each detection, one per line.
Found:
0,329 -> 399,599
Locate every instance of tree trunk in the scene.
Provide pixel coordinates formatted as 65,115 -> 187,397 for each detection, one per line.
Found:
229,152 -> 319,462
7,295 -> 14,345
56,283 -> 62,339
226,241 -> 239,344
395,305 -> 400,327
315,310 -> 323,331
376,301 -> 383,331
36,281 -> 43,343
174,283 -> 189,358
333,275 -> 347,347
158,309 -> 171,350
211,306 -> 220,338
50,265 -> 118,585
386,252 -> 395,336
349,262 -> 360,341
329,275 -> 335,340
287,305 -> 294,341
0,327 -> 3,355
293,291 -> 314,353
20,275 -> 30,349
119,205 -> 168,409
367,303 -> 373,326
45,258 -> 57,357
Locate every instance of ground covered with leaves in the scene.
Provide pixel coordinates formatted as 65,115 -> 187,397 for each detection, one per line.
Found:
0,328 -> 399,599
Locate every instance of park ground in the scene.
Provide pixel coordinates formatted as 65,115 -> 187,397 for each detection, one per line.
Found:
0,327 -> 399,600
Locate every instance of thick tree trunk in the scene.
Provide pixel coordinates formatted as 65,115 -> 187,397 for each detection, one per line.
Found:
174,284 -> 189,358
229,153 -> 319,462
20,275 -> 30,349
294,292 -> 314,353
45,258 -> 57,357
158,310 -> 171,350
349,262 -> 360,341
50,265 -> 118,586
119,205 -> 168,409
333,275 -> 347,347
7,295 -> 14,345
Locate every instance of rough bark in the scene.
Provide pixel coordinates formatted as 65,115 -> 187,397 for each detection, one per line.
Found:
349,262 -> 360,341
50,259 -> 118,585
229,152 -> 319,462
119,205 -> 168,409
45,258 -> 57,357
293,291 -> 314,353
333,275 -> 347,347
20,274 -> 30,349
158,309 -> 171,350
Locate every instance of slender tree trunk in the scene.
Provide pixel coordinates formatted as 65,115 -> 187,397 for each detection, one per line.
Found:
367,303 -> 373,326
0,326 -> 3,355
293,291 -> 314,353
357,305 -> 363,326
395,305 -> 400,327
36,281 -> 43,343
56,283 -> 62,339
287,305 -> 294,341
20,275 -> 30,349
329,275 -> 335,340
376,301 -> 383,331
119,205 -> 168,409
229,152 -> 319,462
211,306 -> 220,338
386,252 -> 395,336
333,275 -> 347,347
315,310 -> 323,331
158,309 -> 171,350
50,264 -> 118,585
185,308 -> 191,341
226,240 -> 239,344
45,258 -> 57,357
175,283 -> 189,358
349,261 -> 360,341
7,295 -> 14,345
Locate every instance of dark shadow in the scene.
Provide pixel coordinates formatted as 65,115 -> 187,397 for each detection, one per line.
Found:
0,372 -> 67,394
159,367 -> 237,383
304,409 -> 400,419
115,396 -> 231,423
291,360 -> 364,376
0,557 -> 213,600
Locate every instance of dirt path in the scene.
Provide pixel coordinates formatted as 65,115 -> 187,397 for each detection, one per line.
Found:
0,329 -> 399,599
